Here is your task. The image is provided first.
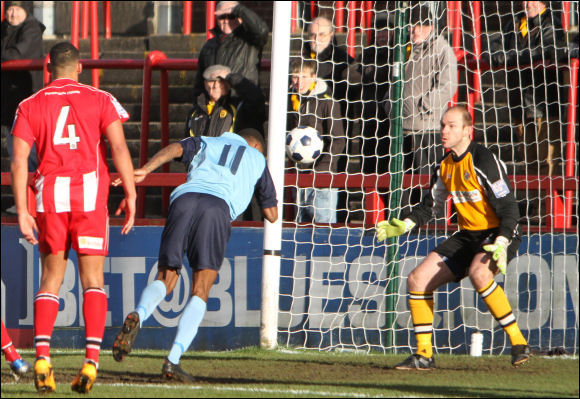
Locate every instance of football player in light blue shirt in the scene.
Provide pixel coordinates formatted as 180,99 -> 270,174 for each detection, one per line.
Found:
111,129 -> 277,381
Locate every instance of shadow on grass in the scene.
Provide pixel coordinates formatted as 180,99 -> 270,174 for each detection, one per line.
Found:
94,369 -> 569,398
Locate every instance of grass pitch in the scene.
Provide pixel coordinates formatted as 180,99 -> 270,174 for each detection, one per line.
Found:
1,347 -> 578,397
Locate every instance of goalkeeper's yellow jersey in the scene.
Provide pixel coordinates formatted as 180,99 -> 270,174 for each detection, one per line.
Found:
439,149 -> 500,230
407,142 -> 520,239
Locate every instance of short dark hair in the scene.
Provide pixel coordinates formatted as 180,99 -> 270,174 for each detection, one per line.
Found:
445,105 -> 473,127
289,58 -> 317,75
239,128 -> 265,152
49,42 -> 80,69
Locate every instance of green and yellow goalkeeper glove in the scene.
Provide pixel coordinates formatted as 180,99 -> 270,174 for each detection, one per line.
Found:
483,236 -> 510,274
375,218 -> 415,242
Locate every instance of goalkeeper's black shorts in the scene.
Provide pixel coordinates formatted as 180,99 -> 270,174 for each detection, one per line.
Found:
434,228 -> 521,281
158,192 -> 232,271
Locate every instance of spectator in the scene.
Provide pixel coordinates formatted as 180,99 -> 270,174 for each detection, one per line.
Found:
1,0 -> 45,213
193,1 -> 269,99
489,0 -> 567,177
287,58 -> 346,224
185,64 -> 266,138
303,15 -> 359,221
302,16 -> 354,105
384,4 -> 457,209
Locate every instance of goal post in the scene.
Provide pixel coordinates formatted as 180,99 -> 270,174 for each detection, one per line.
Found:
260,0 -> 292,350
385,4 -> 408,350
263,1 -> 579,355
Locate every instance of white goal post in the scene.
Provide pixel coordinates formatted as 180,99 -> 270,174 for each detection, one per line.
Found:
261,1 -> 579,355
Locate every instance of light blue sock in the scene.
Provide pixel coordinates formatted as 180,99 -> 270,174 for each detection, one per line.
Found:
167,296 -> 206,365
135,280 -> 167,327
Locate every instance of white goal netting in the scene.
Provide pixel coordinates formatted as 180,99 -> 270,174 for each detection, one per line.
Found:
277,1 -> 579,355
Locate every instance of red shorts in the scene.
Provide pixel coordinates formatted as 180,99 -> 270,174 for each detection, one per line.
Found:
36,207 -> 109,256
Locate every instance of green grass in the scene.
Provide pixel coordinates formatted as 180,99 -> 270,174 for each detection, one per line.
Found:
2,347 -> 578,397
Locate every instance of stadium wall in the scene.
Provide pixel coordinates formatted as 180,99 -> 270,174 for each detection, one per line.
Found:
1,225 -> 577,354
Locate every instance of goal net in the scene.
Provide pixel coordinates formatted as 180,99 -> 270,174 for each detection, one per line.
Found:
276,1 -> 578,355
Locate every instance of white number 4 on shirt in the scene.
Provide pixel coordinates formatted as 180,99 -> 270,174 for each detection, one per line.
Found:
54,105 -> 80,150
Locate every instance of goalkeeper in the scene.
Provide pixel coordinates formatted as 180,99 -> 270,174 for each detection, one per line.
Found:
376,105 -> 529,370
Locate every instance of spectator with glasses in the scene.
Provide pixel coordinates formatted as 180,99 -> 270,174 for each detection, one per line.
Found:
193,1 -> 269,101
301,16 -> 355,112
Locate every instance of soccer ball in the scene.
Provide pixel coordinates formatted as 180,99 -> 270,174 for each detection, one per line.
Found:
285,126 -> 323,165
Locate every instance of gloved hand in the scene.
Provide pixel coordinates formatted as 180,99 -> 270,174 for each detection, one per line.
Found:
375,218 -> 414,242
483,236 -> 510,274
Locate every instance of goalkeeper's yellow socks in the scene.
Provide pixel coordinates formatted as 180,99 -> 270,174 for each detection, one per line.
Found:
478,279 -> 527,346
409,291 -> 434,359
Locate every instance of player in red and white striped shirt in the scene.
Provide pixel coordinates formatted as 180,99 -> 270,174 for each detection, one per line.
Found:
10,42 -> 136,394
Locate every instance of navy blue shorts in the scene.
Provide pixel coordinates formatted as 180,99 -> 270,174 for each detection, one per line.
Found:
434,228 -> 521,281
158,192 -> 231,271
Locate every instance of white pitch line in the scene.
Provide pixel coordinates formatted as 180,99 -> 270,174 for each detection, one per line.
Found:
103,383 -> 387,398
0,381 -> 388,398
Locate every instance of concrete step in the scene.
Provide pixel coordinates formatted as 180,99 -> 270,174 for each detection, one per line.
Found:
99,85 -> 192,105
123,121 -> 188,141
120,103 -> 191,123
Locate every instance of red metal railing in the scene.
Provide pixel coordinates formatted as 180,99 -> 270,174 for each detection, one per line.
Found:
70,1 -> 112,88
183,1 -> 193,34
2,171 -> 576,232
206,1 -> 216,40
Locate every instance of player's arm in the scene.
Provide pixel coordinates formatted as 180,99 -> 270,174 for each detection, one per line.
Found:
475,148 -> 520,274
376,166 -> 448,241
263,206 -> 278,224
475,147 -> 519,240
105,120 -> 137,235
255,166 -> 278,223
10,136 -> 38,245
139,142 -> 184,176
112,141 -> 185,187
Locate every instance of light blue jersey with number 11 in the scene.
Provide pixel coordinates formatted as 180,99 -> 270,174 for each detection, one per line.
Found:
169,132 -> 276,220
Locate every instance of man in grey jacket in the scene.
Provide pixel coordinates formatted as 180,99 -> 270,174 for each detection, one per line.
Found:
385,5 -> 457,209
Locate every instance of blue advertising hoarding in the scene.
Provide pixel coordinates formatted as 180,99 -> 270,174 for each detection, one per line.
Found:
1,225 -> 578,354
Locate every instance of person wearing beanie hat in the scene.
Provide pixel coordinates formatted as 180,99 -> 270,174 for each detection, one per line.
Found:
1,0 -> 45,214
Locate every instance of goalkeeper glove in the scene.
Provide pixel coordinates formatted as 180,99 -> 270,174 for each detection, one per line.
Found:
483,236 -> 510,274
375,218 -> 415,242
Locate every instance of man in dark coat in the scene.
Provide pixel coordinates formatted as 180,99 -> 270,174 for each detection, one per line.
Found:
301,16 -> 354,104
193,1 -> 269,99
1,0 -> 45,213
1,1 -> 45,128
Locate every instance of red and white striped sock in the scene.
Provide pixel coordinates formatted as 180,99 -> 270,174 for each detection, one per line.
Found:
1,319 -> 21,363
83,288 -> 107,367
34,292 -> 60,362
